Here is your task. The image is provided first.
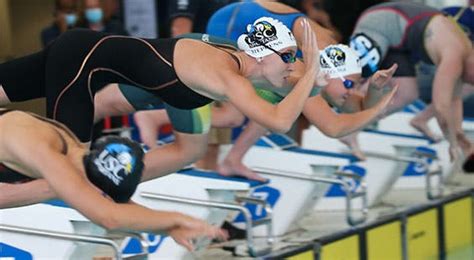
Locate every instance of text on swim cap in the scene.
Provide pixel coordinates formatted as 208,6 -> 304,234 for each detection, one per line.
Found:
350,33 -> 381,74
93,149 -> 131,186
245,21 -> 278,47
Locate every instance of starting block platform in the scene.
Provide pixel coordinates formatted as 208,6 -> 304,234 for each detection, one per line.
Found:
195,184 -> 473,260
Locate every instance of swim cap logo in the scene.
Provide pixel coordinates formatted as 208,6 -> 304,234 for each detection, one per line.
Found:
93,143 -> 136,186
320,46 -> 346,69
238,17 -> 296,58
201,34 -> 210,43
350,33 -> 381,77
245,21 -> 278,47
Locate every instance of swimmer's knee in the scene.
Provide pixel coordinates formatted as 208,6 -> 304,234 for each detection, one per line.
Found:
175,133 -> 209,162
226,115 -> 245,128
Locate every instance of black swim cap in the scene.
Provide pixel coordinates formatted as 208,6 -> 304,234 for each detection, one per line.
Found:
350,33 -> 382,78
83,136 -> 144,203
463,153 -> 474,173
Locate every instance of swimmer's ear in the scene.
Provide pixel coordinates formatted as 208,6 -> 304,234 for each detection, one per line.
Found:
316,71 -> 329,87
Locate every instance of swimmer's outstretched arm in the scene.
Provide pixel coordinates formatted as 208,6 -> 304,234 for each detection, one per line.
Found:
218,87 -> 398,179
3,130 -> 226,248
362,64 -> 398,109
303,90 -> 397,138
2,126 -> 170,230
339,65 -> 398,113
0,180 -> 54,208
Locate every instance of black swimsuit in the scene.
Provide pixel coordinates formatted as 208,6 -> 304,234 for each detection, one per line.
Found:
0,29 -> 213,141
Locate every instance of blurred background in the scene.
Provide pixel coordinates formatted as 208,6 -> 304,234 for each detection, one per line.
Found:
0,0 -> 469,115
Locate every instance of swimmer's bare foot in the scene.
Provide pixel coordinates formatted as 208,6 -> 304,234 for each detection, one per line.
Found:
339,133 -> 366,161
133,111 -> 161,149
218,159 -> 267,182
350,147 -> 367,161
410,118 -> 442,143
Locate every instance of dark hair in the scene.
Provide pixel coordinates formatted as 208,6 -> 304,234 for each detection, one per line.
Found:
54,0 -> 78,12
278,0 -> 304,13
463,153 -> 474,173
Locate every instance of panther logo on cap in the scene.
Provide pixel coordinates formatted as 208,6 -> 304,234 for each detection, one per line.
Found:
244,21 -> 278,47
320,46 -> 346,69
93,143 -> 136,186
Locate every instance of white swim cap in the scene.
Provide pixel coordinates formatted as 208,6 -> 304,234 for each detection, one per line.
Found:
237,17 -> 297,58
320,44 -> 362,78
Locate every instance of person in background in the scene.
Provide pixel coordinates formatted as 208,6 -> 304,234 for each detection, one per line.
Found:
280,0 -> 342,41
41,0 -> 79,47
410,5 -> 474,142
79,0 -> 129,141
329,2 -> 474,162
79,0 -> 128,35
166,0 -> 239,37
101,0 -> 121,22
324,0 -> 386,42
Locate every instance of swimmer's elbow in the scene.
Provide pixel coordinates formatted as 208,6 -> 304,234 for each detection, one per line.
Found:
225,115 -> 246,128
269,118 -> 292,134
98,214 -> 122,231
319,127 -> 342,138
89,207 -> 122,230
318,124 -> 347,138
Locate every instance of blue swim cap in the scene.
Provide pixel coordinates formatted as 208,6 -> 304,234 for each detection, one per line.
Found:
83,136 -> 144,203
443,6 -> 474,41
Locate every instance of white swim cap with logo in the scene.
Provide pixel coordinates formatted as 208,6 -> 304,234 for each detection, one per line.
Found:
237,17 -> 297,58
320,44 -> 362,78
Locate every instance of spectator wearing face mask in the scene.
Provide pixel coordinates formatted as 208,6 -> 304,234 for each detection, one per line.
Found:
41,0 -> 79,47
79,0 -> 128,35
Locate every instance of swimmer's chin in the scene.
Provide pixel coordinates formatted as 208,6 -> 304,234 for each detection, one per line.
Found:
278,77 -> 290,87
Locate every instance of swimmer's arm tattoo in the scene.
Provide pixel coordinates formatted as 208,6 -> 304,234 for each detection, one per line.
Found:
424,28 -> 433,42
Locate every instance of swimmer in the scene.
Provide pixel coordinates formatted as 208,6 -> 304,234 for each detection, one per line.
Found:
0,17 -> 320,181
326,2 -> 474,161
0,109 -> 226,250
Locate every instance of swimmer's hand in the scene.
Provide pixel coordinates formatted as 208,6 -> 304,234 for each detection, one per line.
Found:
339,133 -> 366,161
373,84 -> 399,120
369,63 -> 398,90
169,213 -> 228,251
300,18 -> 328,86
301,18 -> 320,80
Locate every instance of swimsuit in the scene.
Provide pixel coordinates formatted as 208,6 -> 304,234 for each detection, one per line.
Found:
351,2 -> 441,77
0,29 -> 214,141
